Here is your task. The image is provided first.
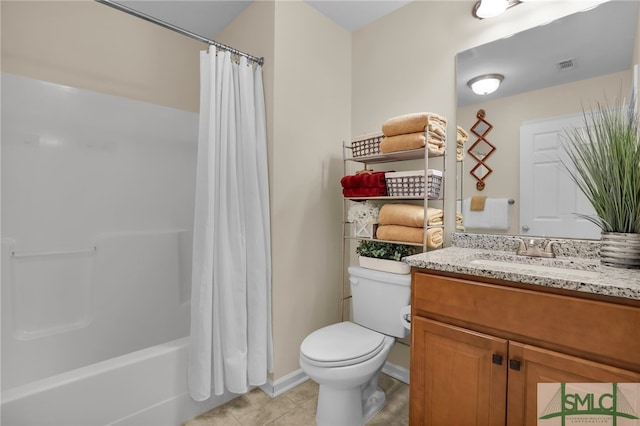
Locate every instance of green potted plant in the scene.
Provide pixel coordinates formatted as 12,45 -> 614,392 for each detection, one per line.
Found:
355,240 -> 419,274
562,95 -> 640,268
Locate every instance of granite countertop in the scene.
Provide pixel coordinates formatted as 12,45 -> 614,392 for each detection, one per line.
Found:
403,233 -> 640,301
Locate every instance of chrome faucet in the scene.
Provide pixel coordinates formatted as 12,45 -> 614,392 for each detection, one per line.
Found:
514,238 -> 556,258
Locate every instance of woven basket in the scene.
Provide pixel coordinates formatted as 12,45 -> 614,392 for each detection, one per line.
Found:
351,133 -> 384,158
385,169 -> 443,198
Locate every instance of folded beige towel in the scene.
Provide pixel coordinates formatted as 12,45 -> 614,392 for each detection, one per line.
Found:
376,225 -> 443,248
456,146 -> 464,162
455,212 -> 465,230
427,227 -> 443,248
470,196 -> 487,211
377,224 -> 423,244
380,133 -> 445,155
382,112 -> 448,138
378,204 -> 443,227
381,133 -> 424,152
427,208 -> 444,226
429,143 -> 445,156
457,126 -> 469,144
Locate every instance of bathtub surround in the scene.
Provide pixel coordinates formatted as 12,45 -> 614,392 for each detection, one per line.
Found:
1,338 -> 239,426
0,72 -> 203,424
188,47 -> 272,401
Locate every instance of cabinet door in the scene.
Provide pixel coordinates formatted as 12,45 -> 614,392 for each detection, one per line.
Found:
507,341 -> 640,426
410,317 -> 508,426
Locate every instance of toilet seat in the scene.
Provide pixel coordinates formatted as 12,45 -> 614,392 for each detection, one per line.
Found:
300,321 -> 385,367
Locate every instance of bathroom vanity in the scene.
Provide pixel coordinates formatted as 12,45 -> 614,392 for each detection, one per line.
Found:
404,234 -> 640,425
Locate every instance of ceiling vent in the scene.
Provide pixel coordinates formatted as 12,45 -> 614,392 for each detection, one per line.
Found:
556,58 -> 576,71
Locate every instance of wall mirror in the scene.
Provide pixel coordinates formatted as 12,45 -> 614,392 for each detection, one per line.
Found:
456,0 -> 639,239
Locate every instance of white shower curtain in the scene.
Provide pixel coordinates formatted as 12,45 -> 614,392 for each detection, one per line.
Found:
188,47 -> 272,401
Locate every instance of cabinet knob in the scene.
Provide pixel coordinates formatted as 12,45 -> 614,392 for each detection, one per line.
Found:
509,359 -> 521,371
491,354 -> 503,365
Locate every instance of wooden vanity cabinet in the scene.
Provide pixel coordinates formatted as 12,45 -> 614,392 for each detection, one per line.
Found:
410,271 -> 640,426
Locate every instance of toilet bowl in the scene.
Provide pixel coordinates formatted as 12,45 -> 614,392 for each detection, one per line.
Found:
299,266 -> 411,426
299,321 -> 395,426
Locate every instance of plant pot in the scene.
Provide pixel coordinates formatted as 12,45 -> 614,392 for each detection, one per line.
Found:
358,255 -> 410,274
600,232 -> 640,269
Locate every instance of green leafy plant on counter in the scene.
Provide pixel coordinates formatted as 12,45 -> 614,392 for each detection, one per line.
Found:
561,95 -> 640,233
356,240 -> 419,261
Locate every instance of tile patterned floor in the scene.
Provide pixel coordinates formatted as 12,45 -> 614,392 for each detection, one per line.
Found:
184,373 -> 409,426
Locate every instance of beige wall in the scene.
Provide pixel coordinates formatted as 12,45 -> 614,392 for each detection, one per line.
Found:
635,1 -> 640,106
269,1 -> 351,380
635,2 -> 640,69
215,0 -> 352,380
1,0 -> 201,111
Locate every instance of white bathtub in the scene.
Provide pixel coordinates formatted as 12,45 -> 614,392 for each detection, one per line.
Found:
1,232 -> 238,425
1,337 -> 238,426
0,73 -> 221,425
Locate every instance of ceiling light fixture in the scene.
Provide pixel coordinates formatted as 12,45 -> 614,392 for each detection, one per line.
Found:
467,74 -> 504,95
472,0 -> 521,19
475,0 -> 508,18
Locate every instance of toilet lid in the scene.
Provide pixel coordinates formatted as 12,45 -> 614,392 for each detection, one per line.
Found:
300,322 -> 385,367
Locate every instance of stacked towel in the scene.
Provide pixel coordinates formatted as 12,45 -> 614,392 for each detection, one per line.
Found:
340,172 -> 388,197
456,212 -> 465,231
456,126 -> 469,162
379,112 -> 448,155
377,226 -> 442,248
378,204 -> 443,227
376,203 -> 443,248
382,112 -> 447,137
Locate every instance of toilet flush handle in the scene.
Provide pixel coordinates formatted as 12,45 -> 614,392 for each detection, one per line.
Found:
349,277 -> 359,286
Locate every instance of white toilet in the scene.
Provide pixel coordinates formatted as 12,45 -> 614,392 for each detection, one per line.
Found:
299,265 -> 411,426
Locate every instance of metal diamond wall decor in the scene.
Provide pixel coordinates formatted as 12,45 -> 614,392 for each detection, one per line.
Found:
467,109 -> 496,191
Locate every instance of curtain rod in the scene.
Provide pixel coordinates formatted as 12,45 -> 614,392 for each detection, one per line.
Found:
94,0 -> 264,66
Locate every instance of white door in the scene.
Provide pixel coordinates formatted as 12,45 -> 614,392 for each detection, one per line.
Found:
519,114 -> 600,239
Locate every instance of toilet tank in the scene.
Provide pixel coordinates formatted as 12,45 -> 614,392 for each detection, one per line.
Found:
348,265 -> 411,338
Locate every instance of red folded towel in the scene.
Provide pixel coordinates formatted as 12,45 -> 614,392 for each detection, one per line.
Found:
342,187 -> 387,197
340,172 -> 388,197
340,172 -> 386,188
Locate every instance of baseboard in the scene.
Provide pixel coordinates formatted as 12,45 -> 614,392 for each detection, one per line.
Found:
260,369 -> 309,398
382,361 -> 410,385
260,361 -> 409,401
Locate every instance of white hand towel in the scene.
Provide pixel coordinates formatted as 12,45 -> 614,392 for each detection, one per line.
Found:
462,198 -> 510,230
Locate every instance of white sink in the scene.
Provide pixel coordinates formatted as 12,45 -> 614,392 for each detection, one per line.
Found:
468,258 -> 599,279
